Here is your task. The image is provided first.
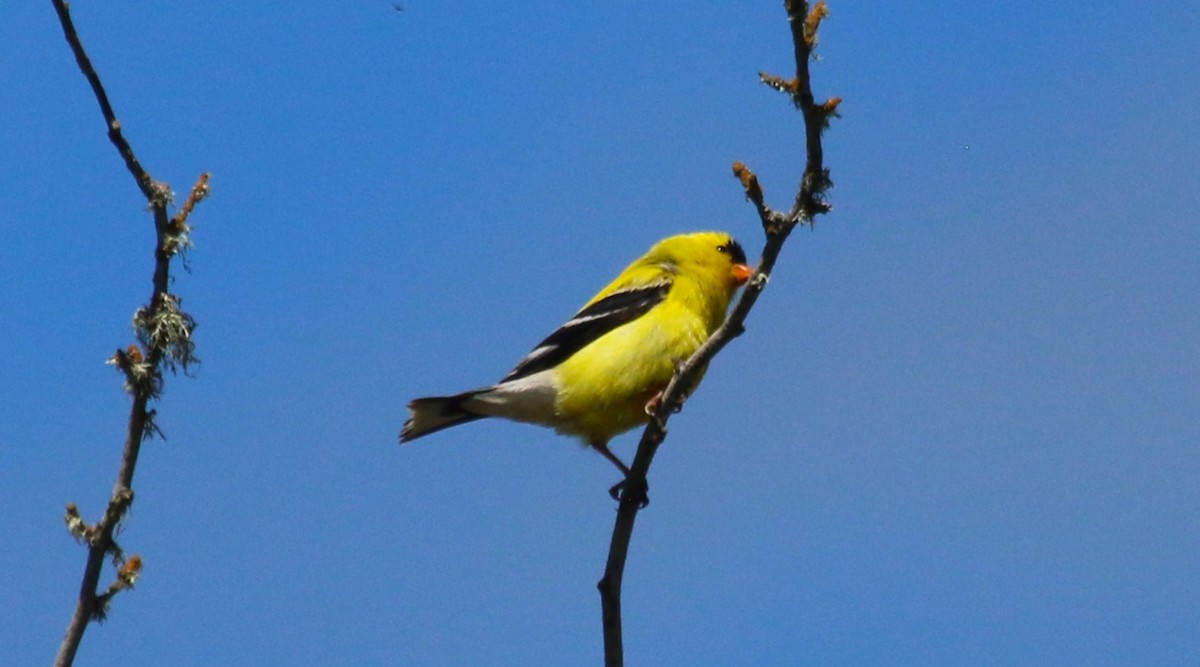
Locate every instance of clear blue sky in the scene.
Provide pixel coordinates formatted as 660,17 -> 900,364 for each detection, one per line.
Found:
3,2 -> 1197,665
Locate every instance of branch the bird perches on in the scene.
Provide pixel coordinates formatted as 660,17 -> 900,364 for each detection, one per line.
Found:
597,2 -> 838,665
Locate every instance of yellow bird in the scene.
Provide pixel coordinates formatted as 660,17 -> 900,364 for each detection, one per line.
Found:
400,231 -> 753,476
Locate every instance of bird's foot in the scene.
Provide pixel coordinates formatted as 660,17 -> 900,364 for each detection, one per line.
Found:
609,476 -> 650,508
644,391 -> 662,416
643,389 -> 684,418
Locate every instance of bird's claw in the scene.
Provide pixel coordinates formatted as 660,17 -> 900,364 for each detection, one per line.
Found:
609,477 -> 650,508
644,392 -> 684,418
644,392 -> 662,416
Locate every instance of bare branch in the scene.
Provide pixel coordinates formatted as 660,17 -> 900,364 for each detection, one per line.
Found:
51,0 -> 160,201
51,2 -> 208,665
598,3 -> 838,664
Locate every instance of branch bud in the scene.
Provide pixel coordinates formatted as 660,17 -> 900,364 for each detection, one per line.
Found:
759,71 -> 799,96
732,161 -> 765,208
117,555 -> 143,587
805,1 -> 830,47
65,502 -> 93,543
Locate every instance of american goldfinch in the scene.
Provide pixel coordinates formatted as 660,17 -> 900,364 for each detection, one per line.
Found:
400,231 -> 753,475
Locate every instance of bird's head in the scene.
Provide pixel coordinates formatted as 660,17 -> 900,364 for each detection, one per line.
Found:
647,231 -> 754,290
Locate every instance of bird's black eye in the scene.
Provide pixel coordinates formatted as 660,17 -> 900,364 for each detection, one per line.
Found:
717,240 -> 747,265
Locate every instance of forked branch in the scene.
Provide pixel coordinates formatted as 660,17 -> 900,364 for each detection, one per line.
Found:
52,2 -> 209,665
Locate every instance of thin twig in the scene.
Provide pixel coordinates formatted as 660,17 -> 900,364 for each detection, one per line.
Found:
597,2 -> 837,665
52,2 -> 206,665
51,0 -> 159,201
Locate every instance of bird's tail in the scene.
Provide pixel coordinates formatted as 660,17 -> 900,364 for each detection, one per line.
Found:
400,391 -> 487,443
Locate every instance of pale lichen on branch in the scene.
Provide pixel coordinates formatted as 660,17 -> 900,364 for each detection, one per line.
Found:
134,293 -> 199,375
51,1 -> 210,665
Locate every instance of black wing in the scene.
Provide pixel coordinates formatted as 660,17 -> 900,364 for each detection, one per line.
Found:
500,280 -> 671,383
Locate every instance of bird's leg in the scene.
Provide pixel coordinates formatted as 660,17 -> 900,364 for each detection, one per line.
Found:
595,441 -> 649,507
593,440 -> 630,477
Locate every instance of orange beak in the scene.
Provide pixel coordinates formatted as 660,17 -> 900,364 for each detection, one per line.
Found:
731,263 -> 754,285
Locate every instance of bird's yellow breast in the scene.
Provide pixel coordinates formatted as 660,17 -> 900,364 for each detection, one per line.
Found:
552,275 -> 724,444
